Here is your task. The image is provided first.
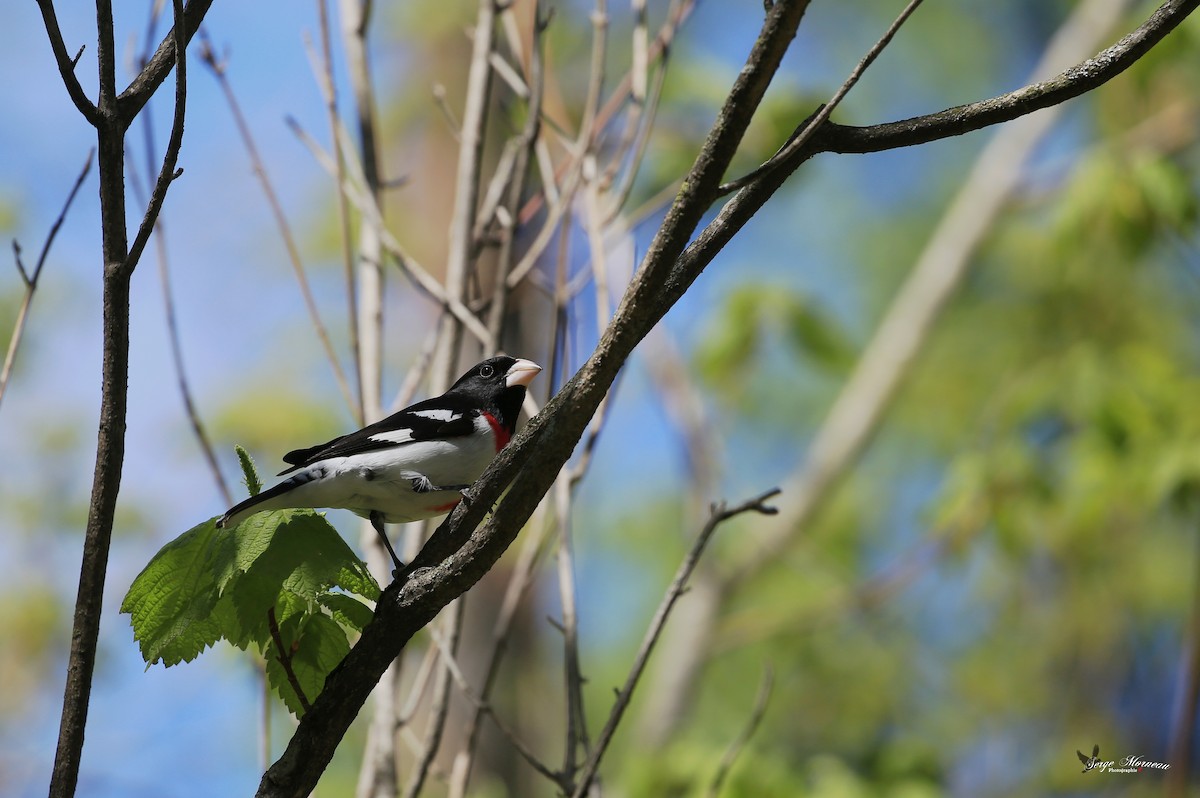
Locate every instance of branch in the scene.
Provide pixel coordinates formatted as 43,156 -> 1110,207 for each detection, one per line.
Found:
310,1 -> 363,425
726,0 -> 1137,587
34,0 -> 100,125
49,0 -> 208,793
809,0 -> 1199,157
0,149 -> 94,411
718,0 -> 926,195
198,34 -> 359,416
118,0 -> 215,121
253,0 -> 1191,792
254,6 -> 820,794
125,0 -> 188,275
432,0 -> 499,392
705,664 -> 774,798
570,489 -> 781,798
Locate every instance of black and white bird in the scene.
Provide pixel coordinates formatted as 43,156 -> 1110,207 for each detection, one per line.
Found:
217,356 -> 541,570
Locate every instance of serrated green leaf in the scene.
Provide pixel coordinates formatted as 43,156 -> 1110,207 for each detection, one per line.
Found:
120,518 -> 225,666
319,592 -> 376,632
334,561 -> 381,602
221,510 -> 379,647
264,611 -> 351,716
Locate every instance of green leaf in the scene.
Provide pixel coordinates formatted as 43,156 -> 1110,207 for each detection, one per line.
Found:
120,518 -> 226,666
264,610 -> 351,716
318,592 -> 376,632
218,510 -> 380,646
122,508 -> 379,683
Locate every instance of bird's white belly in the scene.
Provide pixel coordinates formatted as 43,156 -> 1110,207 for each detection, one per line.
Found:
295,426 -> 497,523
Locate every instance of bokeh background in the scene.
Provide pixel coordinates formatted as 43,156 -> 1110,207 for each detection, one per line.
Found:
2,1 -> 1199,796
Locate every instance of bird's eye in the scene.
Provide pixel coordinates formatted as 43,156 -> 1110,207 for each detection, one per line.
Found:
479,364 -> 495,378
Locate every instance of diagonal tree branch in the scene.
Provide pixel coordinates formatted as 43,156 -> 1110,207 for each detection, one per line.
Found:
118,0 -> 215,121
256,5 -> 813,795
254,1 -> 1195,794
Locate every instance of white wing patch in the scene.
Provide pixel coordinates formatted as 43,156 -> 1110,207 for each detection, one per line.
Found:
368,429 -> 415,445
412,408 -> 461,422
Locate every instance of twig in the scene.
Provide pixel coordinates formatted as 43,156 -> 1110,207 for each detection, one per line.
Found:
486,4 -> 547,347
432,83 -> 463,141
255,2 -> 1194,793
126,112 -> 233,506
197,31 -> 358,416
0,149 -> 93,411
126,0 -> 188,272
725,0 -> 1134,587
432,0 -> 499,393
267,607 -> 312,714
311,1 -> 365,425
717,0 -> 926,195
446,499 -> 558,798
426,622 -> 566,790
555,473 -> 589,783
569,489 -> 781,798
402,600 -> 465,798
118,0 -> 214,119
705,664 -> 774,798
33,0 -> 101,124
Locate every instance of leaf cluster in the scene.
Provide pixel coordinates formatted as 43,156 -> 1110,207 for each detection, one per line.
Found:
119,506 -> 379,716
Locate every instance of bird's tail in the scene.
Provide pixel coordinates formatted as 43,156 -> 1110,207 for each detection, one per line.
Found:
217,476 -> 304,528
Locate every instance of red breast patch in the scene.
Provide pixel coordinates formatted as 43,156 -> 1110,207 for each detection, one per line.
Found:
482,411 -> 511,451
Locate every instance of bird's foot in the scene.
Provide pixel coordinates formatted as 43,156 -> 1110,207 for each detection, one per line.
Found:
410,475 -> 471,494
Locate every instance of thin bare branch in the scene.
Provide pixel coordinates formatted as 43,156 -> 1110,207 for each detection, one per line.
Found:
555,473 -> 588,782
127,0 -> 189,274
429,620 -> 565,790
402,601 -> 465,798
119,0 -> 215,120
34,0 -> 100,125
569,489 -> 781,798
446,499 -> 557,798
285,116 -> 495,348
718,0 -> 926,195
311,1 -> 365,425
0,149 -> 94,411
432,0 -> 500,393
488,5 -> 545,352
198,32 -> 358,416
726,0 -> 1134,587
126,121 -> 233,505
705,664 -> 774,798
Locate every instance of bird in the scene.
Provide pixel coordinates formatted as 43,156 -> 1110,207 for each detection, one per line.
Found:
217,356 -> 541,571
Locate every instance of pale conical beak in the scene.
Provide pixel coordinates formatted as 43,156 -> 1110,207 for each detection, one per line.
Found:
505,359 -> 542,388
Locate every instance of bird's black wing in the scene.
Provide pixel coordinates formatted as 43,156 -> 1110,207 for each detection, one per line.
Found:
277,394 -> 479,475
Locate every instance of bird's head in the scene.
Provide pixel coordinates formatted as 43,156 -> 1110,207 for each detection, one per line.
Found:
450,356 -> 541,423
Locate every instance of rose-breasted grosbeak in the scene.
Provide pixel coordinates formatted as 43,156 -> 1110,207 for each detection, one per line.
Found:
217,356 -> 541,569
